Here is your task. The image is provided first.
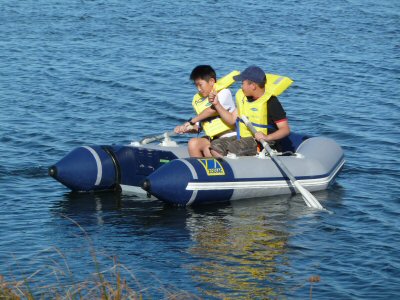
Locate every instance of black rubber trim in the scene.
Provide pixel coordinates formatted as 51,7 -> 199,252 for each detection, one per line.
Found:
101,146 -> 122,191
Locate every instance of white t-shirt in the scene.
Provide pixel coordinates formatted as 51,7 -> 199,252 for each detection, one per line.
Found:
216,89 -> 236,138
217,88 -> 235,113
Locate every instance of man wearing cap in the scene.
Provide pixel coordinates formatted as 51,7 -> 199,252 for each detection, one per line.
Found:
208,65 -> 290,157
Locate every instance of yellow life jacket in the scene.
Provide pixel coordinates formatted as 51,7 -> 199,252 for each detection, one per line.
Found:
236,74 -> 293,138
192,70 -> 240,139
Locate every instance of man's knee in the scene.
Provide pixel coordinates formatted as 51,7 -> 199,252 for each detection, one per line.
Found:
188,137 -> 210,154
188,138 -> 199,149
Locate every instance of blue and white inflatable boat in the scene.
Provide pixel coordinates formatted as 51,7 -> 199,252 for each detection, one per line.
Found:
49,133 -> 345,206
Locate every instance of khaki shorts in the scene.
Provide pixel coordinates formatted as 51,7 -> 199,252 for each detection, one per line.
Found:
211,136 -> 257,156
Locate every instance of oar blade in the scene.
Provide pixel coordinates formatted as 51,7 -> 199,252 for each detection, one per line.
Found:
293,181 -> 324,210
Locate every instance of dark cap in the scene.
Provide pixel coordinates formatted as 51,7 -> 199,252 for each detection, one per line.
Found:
233,66 -> 266,84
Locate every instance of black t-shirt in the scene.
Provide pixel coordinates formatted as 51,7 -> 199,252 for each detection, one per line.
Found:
246,95 -> 287,130
267,96 -> 287,130
243,95 -> 288,151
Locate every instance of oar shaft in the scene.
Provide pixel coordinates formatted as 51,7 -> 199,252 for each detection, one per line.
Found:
261,141 -> 298,186
140,131 -> 176,145
139,124 -> 195,145
241,116 -> 324,210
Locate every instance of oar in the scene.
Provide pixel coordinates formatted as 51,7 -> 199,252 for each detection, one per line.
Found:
241,116 -> 325,210
139,131 -> 176,145
139,123 -> 197,145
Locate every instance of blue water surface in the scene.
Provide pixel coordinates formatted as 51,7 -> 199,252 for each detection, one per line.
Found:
0,0 -> 399,298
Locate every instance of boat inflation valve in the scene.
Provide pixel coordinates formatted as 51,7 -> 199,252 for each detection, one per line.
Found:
48,166 -> 57,178
142,179 -> 152,198
142,179 -> 151,191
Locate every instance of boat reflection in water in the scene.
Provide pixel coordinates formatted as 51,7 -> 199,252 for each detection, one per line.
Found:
186,195 -> 293,298
185,188 -> 341,298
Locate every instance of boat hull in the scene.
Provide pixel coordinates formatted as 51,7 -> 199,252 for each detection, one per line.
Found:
143,137 -> 345,205
49,144 -> 188,192
49,133 -> 344,206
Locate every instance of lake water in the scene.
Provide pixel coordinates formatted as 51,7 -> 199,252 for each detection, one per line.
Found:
1,0 -> 399,298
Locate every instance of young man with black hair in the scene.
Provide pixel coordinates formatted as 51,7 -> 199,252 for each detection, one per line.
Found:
174,65 -> 236,157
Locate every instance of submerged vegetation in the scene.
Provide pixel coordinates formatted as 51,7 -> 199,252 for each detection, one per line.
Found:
0,263 -> 142,300
0,271 -> 321,299
0,215 -> 197,300
0,268 -> 196,299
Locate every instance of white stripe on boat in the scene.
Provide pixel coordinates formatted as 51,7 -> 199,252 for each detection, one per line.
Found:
181,159 -> 199,206
186,159 -> 345,191
82,146 -> 102,186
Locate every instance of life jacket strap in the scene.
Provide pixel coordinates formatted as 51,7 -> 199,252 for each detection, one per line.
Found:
236,118 -> 241,140
236,117 -> 275,139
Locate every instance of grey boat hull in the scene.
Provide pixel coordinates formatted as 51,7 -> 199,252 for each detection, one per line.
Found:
143,136 -> 345,205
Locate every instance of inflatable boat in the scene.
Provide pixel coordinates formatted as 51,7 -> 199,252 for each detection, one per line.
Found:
49,132 -> 345,206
